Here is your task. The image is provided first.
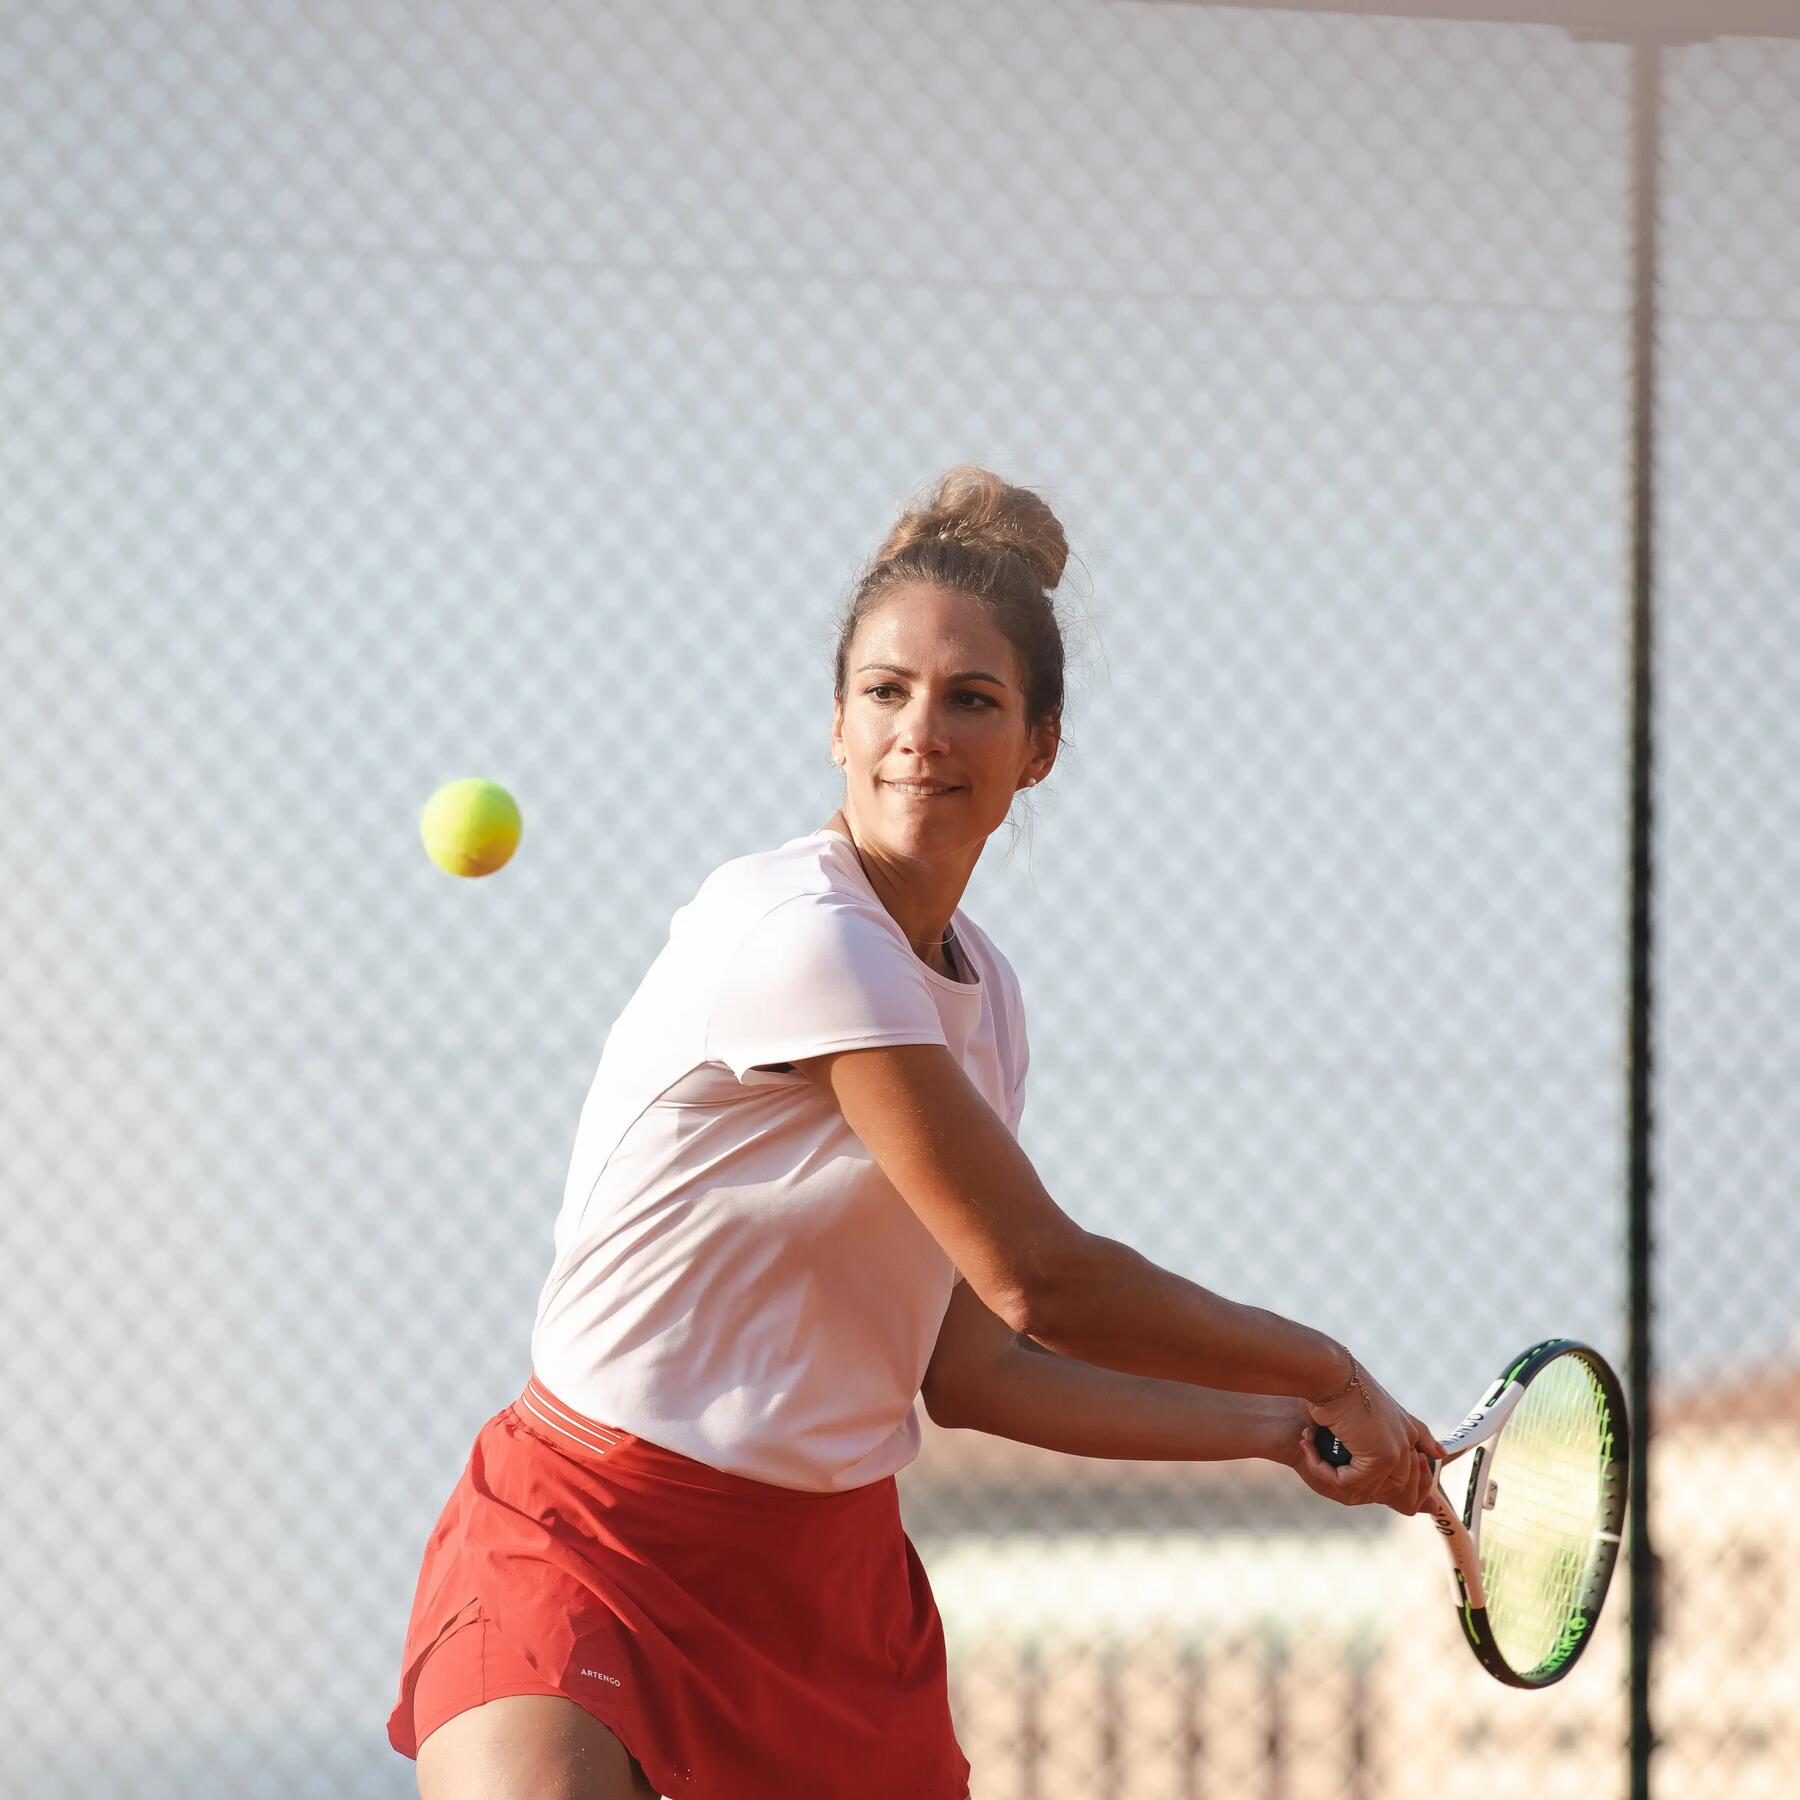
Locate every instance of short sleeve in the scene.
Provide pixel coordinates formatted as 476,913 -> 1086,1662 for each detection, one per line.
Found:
706,893 -> 949,1082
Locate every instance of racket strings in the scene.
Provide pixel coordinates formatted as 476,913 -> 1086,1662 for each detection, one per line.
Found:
1477,1355 -> 1620,1675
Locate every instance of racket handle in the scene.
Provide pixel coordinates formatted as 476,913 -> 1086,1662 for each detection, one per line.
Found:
1312,1424 -> 1353,1468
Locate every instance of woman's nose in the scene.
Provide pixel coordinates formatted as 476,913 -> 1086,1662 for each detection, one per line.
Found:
893,697 -> 954,738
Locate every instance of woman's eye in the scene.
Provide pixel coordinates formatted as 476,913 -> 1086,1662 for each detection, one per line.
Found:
867,686 -> 992,708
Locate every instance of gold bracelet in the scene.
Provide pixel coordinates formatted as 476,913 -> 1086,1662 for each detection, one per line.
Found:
1318,1352 -> 1375,1413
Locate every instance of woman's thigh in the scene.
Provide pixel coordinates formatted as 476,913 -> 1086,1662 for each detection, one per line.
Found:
416,1695 -> 659,1800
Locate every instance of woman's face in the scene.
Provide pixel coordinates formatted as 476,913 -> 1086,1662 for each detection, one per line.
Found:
832,583 -> 1058,854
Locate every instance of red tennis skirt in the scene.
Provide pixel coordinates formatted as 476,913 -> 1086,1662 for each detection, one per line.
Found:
387,1375 -> 970,1799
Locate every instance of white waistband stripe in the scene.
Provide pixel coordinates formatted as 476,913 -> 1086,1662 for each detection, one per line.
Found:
519,1382 -> 627,1458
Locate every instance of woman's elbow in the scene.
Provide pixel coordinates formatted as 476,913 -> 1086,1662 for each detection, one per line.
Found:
1000,1231 -> 1104,1347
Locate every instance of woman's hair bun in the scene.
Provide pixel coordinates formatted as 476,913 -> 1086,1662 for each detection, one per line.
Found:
874,465 -> 1069,595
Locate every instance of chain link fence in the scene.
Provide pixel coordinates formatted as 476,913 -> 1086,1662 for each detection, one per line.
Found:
1650,30 -> 1800,1796
3,2 -> 1794,1794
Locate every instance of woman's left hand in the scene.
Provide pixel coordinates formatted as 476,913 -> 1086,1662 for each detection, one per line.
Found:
1288,1425 -> 1437,1517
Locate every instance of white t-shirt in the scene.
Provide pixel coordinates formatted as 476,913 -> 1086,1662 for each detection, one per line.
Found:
529,827 -> 1030,1493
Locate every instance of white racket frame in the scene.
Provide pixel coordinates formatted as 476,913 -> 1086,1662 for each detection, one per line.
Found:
1421,1374 -> 1524,1610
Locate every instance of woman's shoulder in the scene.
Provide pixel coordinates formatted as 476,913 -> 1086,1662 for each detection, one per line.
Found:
681,830 -> 886,948
695,828 -> 853,906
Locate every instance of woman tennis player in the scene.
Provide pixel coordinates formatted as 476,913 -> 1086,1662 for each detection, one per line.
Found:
387,467 -> 1442,1799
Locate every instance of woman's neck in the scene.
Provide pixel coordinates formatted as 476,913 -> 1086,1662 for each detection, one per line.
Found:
819,811 -> 965,973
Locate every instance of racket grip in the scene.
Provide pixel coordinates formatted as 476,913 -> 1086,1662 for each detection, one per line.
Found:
1312,1424 -> 1354,1467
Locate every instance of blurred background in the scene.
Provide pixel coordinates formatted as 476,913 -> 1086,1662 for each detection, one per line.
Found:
4,1 -> 1796,1795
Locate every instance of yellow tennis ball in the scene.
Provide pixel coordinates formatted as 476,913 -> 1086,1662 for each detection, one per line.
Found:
420,778 -> 522,878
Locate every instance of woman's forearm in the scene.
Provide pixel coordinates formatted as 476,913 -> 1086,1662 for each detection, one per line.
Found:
1022,1231 -> 1351,1399
944,1338 -> 1306,1464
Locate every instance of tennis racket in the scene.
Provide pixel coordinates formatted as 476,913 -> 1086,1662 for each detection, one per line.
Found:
1313,1337 -> 1628,1688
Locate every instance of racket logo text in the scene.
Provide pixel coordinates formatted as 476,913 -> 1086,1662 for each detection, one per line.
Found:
1546,1612 -> 1589,1670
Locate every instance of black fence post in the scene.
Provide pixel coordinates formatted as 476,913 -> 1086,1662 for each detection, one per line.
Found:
1624,33 -> 1662,1800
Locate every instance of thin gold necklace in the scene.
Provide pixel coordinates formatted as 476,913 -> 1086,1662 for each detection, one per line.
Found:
842,825 -> 957,957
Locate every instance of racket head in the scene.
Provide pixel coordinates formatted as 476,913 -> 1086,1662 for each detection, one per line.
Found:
1458,1337 -> 1630,1688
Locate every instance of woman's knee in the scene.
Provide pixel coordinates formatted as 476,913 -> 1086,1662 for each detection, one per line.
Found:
416,1694 -> 658,1799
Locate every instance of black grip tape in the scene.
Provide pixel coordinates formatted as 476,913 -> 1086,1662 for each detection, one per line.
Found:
1312,1424 -> 1353,1467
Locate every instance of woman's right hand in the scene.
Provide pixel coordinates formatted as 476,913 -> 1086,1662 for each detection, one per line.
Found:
1297,1355 -> 1444,1515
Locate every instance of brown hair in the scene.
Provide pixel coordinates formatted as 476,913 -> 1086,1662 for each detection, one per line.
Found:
832,467 -> 1077,757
